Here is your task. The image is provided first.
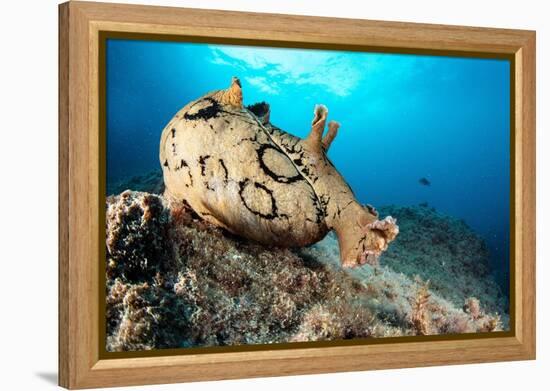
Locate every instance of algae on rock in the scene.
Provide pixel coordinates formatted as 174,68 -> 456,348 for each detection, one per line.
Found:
105,190 -> 506,352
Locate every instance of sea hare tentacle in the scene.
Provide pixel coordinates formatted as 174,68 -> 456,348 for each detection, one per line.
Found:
322,121 -> 339,150
306,104 -> 329,149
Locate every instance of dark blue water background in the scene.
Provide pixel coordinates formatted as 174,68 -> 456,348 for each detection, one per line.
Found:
106,39 -> 510,295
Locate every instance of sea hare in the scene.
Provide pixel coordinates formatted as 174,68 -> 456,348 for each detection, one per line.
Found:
160,77 -> 398,267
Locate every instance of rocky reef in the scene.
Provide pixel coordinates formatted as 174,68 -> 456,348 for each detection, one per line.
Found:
379,205 -> 508,315
105,181 -> 508,352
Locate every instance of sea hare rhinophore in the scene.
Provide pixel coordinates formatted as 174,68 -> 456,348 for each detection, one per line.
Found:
160,77 -> 398,267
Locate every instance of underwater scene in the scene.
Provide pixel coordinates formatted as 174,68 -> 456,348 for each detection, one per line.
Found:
105,39 -> 511,352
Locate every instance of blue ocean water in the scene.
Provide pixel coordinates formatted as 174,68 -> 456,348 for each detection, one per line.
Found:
106,39 -> 510,294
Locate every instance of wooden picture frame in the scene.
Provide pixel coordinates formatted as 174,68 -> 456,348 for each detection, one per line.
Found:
59,1 -> 536,388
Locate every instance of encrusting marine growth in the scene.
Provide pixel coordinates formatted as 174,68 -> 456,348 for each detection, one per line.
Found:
160,77 -> 399,267
105,190 -> 505,351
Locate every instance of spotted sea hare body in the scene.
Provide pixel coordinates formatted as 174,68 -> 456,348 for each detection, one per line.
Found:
160,77 -> 398,267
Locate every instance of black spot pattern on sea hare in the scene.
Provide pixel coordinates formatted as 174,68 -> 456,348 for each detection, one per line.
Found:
175,159 -> 193,187
319,194 -> 331,217
247,102 -> 269,118
183,98 -> 222,121
198,155 -> 211,176
219,159 -> 229,183
238,180 -> 279,220
257,145 -> 303,184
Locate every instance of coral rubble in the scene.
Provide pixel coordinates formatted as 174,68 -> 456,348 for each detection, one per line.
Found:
105,190 -> 507,352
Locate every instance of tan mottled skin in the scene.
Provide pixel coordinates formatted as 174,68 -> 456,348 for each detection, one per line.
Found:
160,77 -> 398,267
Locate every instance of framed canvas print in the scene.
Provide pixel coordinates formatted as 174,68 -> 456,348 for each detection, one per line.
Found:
58,1 -> 536,389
